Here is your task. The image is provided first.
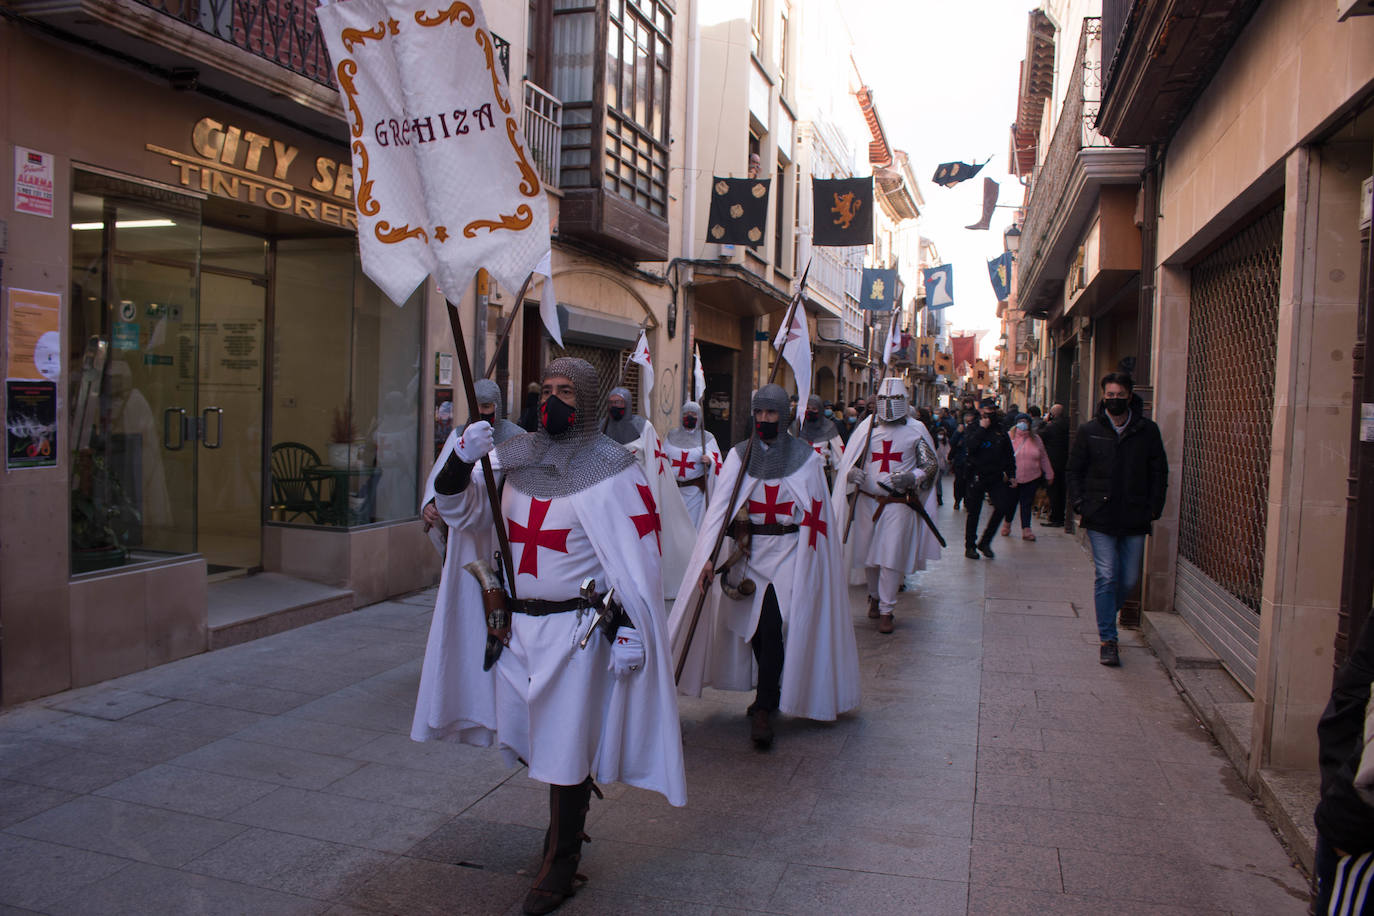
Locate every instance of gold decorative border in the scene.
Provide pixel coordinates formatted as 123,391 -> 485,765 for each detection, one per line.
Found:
352,140 -> 378,216
464,205 -> 532,238
415,2 -> 474,27
336,60 -> 364,139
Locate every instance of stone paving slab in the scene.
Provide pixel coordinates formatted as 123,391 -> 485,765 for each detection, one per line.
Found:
0,501 -> 1310,914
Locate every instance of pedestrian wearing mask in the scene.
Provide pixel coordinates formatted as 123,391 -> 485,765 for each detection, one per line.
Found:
1066,372 -> 1168,667
950,409 -> 975,511
839,407 -> 859,445
1002,413 -> 1054,540
962,398 -> 1016,560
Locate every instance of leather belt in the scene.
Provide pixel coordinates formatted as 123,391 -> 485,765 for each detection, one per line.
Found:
860,488 -> 910,522
509,594 -> 602,616
676,477 -> 706,491
743,522 -> 799,536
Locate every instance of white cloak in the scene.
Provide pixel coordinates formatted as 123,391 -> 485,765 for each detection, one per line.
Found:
413,462 -> 686,807
621,421 -> 696,600
668,446 -> 860,721
664,432 -> 722,529
831,415 -> 942,582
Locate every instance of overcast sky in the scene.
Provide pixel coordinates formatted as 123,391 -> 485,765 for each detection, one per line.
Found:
842,0 -> 1035,357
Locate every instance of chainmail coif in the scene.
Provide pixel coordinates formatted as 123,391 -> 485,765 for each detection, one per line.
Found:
469,378 -> 524,445
733,384 -> 813,479
603,385 -> 647,444
665,401 -> 706,448
798,393 -> 837,443
497,357 -> 635,498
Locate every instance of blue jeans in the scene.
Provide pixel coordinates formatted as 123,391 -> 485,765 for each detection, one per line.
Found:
1086,531 -> 1146,643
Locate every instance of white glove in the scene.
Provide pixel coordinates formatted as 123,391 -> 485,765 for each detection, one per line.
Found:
609,627 -> 645,678
847,465 -> 865,486
455,421 -> 494,463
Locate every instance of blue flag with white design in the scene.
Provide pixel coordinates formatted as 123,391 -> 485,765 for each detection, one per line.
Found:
987,251 -> 1013,302
923,264 -> 954,310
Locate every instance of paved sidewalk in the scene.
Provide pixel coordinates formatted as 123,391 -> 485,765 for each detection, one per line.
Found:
0,501 -> 1310,914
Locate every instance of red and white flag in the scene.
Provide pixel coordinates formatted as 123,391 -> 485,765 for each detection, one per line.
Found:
772,303 -> 811,412
630,330 -> 654,404
882,313 -> 903,367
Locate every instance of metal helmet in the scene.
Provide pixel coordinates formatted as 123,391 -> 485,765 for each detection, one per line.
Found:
876,377 -> 909,422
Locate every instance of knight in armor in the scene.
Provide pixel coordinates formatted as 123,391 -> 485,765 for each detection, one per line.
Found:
418,358 -> 686,915
797,394 -> 845,488
601,386 -> 695,598
832,378 -> 942,634
669,384 -> 861,750
420,378 -> 524,552
663,401 -> 722,528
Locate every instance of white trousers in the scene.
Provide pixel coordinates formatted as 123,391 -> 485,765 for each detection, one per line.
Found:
865,565 -> 904,615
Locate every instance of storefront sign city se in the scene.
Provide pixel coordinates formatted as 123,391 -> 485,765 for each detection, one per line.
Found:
148,118 -> 358,230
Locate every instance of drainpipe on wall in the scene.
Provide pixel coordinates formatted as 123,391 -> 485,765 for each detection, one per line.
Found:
677,0 -> 700,409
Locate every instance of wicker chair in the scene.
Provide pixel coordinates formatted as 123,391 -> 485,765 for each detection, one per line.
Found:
269,442 -> 327,523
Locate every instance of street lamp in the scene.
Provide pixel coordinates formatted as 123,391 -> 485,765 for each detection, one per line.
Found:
1003,224 -> 1021,255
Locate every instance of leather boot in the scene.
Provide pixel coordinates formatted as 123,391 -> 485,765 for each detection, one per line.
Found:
877,613 -> 894,634
750,707 -> 774,750
866,595 -> 880,619
523,778 -> 593,915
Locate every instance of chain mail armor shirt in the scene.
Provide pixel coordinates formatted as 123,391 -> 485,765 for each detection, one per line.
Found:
469,378 -> 525,445
604,386 -> 647,446
664,400 -> 705,450
734,383 -> 814,479
497,357 -> 635,499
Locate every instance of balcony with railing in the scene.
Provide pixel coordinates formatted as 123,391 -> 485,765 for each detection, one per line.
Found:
523,79 -> 562,190
1016,17 -> 1147,318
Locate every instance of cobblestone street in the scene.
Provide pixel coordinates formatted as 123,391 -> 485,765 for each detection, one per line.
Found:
0,501 -> 1311,914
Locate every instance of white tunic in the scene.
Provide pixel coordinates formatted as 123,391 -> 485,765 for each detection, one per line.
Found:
620,421 -> 697,598
832,416 -> 942,581
665,434 -> 722,528
415,461 -> 687,806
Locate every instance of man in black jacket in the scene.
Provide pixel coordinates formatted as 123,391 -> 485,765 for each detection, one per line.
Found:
1314,615 -> 1374,913
1066,373 -> 1168,667
1039,403 -> 1070,527
962,397 -> 1016,560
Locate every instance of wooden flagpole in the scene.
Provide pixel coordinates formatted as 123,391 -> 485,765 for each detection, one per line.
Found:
844,309 -> 899,542
674,259 -> 810,684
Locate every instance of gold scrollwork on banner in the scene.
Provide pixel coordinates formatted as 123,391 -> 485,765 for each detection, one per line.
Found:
337,60 -> 364,138
505,119 -> 541,198
464,205 -> 532,238
476,30 -> 512,115
342,20 -> 387,53
352,141 -> 379,217
377,222 -> 430,244
415,2 -> 474,27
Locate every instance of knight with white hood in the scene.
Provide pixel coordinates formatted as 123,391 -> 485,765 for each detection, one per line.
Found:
662,401 -> 722,528
832,377 -> 941,634
421,357 -> 685,915
670,384 -> 860,749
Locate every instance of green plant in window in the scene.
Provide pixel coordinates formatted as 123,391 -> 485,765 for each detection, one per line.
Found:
70,448 -> 139,566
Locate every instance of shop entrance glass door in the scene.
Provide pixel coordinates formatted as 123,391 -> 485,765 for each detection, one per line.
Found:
196,227 -> 268,571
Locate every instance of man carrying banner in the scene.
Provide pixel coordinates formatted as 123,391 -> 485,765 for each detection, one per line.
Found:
798,394 -> 845,488
669,384 -> 860,749
663,401 -> 721,528
831,378 -> 941,634
427,357 -> 686,914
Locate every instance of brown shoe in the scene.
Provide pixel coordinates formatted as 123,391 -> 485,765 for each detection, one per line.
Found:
867,596 -> 880,619
750,707 -> 774,749
878,613 -> 894,634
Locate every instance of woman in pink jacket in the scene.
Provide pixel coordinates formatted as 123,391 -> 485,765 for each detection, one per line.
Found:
1002,413 -> 1055,541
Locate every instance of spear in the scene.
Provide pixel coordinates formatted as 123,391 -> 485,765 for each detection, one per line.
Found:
445,299 -> 518,596
674,260 -> 810,684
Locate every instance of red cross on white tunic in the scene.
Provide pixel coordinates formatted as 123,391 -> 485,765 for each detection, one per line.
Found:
508,498 -> 571,577
871,440 -> 903,473
812,443 -> 824,456
653,445 -> 669,475
801,498 -> 828,549
630,483 -> 662,553
672,451 -> 695,478
748,484 -> 795,525
713,455 -> 723,476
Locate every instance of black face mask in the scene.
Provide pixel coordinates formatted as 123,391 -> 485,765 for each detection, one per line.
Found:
479,411 -> 496,426
682,416 -> 697,430
755,419 -> 779,441
804,411 -> 817,422
608,406 -> 626,421
541,396 -> 577,436
1104,397 -> 1130,417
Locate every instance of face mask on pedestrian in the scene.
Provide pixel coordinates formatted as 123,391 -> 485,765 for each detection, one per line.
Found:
1016,420 -> 1029,432
540,396 -> 577,435
823,408 -> 833,418
479,409 -> 496,425
608,405 -> 626,421
1104,397 -> 1129,417
846,416 -> 857,424
804,410 -> 817,422
682,415 -> 697,430
755,419 -> 779,440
